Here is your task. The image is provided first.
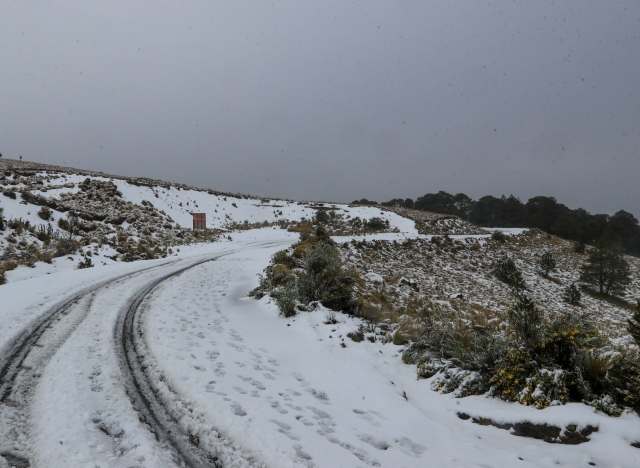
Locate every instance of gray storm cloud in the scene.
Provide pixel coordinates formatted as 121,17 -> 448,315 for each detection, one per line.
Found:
1,1 -> 639,216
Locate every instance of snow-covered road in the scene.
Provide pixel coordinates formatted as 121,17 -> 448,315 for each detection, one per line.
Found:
1,229 -> 639,467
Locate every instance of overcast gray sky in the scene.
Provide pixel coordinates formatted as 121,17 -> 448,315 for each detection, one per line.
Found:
1,1 -> 639,216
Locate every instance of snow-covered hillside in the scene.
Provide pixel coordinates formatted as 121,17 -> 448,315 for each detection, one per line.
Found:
0,159 -> 419,283
0,160 -> 639,468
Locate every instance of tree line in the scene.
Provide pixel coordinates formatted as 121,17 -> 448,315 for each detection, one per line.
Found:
354,192 -> 640,256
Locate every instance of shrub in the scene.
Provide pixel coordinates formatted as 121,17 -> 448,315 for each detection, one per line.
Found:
297,241 -> 360,314
252,238 -> 361,317
271,249 -> 297,269
507,295 -> 542,348
493,257 -> 526,294
563,283 -> 581,305
365,217 -> 388,231
37,206 -> 52,221
314,210 -> 330,224
77,257 -> 93,269
491,231 -> 506,242
404,296 -> 640,414
574,242 -> 586,254
274,281 -> 297,317
538,251 -> 556,277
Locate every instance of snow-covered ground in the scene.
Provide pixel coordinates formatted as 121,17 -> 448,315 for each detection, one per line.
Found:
1,228 -> 639,467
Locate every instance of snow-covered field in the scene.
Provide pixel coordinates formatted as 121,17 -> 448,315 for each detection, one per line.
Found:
1,228 -> 639,467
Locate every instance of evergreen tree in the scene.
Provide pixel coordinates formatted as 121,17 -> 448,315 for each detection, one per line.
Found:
628,302 -> 640,347
493,257 -> 527,295
538,251 -> 556,277
580,240 -> 631,296
562,283 -> 581,305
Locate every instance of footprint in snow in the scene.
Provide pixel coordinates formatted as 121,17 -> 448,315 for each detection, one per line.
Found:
307,388 -> 330,403
295,415 -> 314,427
394,437 -> 426,457
358,434 -> 390,451
213,362 -> 226,377
352,409 -> 382,427
326,437 -> 380,467
233,387 -> 247,395
251,380 -> 266,390
231,403 -> 247,416
270,401 -> 288,414
272,420 -> 299,440
293,445 -> 315,468
228,342 -> 245,352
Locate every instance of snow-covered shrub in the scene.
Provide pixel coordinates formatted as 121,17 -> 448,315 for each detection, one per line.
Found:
405,294 -> 640,415
250,233 -> 361,316
37,206 -> 52,220
297,241 -> 360,314
274,281 -> 298,317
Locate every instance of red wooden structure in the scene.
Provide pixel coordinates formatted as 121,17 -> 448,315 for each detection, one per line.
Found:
192,213 -> 206,230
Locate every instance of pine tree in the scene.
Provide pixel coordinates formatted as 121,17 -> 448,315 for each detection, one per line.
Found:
563,283 -> 581,305
493,257 -> 527,295
628,302 -> 640,347
538,251 -> 556,277
580,239 -> 631,296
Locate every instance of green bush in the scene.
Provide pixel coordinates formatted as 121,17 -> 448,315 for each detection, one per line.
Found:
507,295 -> 542,348
563,283 -> 582,305
493,257 -> 526,294
491,231 -> 506,242
314,210 -> 330,224
271,249 -> 297,269
252,238 -> 361,317
405,296 -> 640,415
297,241 -> 360,314
365,217 -> 389,231
538,251 -> 556,277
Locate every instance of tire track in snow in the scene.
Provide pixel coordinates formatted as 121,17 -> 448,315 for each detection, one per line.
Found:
116,242 -> 286,468
0,260 -> 181,467
117,258 -> 220,468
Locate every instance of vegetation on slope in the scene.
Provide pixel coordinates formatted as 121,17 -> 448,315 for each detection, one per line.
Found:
357,191 -> 640,256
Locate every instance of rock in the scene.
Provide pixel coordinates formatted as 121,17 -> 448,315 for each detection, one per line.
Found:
399,277 -> 419,292
347,331 -> 364,342
364,272 -> 384,284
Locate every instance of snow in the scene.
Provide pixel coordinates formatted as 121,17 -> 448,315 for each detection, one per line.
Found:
2,228 -> 637,467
